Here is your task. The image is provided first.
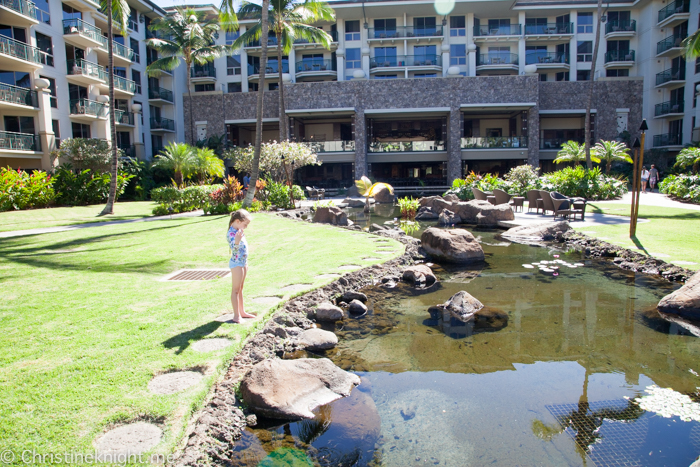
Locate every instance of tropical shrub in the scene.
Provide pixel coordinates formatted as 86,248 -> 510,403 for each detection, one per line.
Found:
151,184 -> 222,214
398,197 -> 420,220
261,180 -> 305,208
554,141 -> 600,166
53,138 -> 122,173
540,166 -> 626,200
445,171 -> 509,200
674,147 -> 700,173
504,164 -> 540,196
0,167 -> 55,211
592,140 -> 632,174
52,167 -> 132,206
659,174 -> 700,203
225,141 -> 320,183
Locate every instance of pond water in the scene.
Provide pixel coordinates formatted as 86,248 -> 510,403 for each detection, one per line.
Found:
230,209 -> 700,467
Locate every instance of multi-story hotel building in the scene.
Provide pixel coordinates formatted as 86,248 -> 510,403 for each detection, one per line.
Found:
0,0 -> 183,171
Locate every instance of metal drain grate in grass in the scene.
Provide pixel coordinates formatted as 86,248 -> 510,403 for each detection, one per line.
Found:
167,269 -> 230,281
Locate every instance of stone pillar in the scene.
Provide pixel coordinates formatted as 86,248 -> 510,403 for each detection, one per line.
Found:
361,47 -> 370,79
447,107 -> 462,183
34,79 -> 55,171
441,41 -> 450,76
467,13 -> 477,76
131,103 -> 146,160
527,105 -> 540,166
518,12 -> 526,75
354,107 -> 367,178
95,95 -> 111,141
288,48 -> 296,82
336,48 -> 345,81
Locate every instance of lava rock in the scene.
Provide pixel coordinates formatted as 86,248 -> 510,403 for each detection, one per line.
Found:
438,209 -> 462,226
313,206 -> 349,226
341,290 -> 368,303
658,270 -> 700,321
415,206 -> 440,220
402,265 -> 437,285
348,299 -> 369,316
503,221 -> 572,241
421,227 -> 485,264
297,328 -> 338,351
312,302 -> 345,322
440,290 -> 484,321
373,185 -> 395,204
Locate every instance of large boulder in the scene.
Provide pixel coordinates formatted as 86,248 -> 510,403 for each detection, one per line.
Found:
342,197 -> 366,208
312,302 -> 345,321
313,206 -> 349,226
415,206 -> 440,220
402,265 -> 437,285
658,270 -> 700,321
348,299 -> 369,316
439,209 -> 461,226
373,185 -> 395,204
451,200 -> 492,223
420,227 -> 485,264
341,290 -> 368,303
502,221 -> 572,241
418,196 -> 452,213
239,358 -> 360,419
441,291 -> 484,321
476,204 -> 514,225
297,328 -> 338,351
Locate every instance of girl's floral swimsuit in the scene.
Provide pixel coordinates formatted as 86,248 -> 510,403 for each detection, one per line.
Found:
227,227 -> 249,268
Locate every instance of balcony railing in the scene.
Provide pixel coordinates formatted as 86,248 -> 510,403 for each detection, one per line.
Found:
148,86 -> 173,102
604,50 -> 635,63
653,133 -> 683,146
191,64 -> 216,78
367,25 -> 444,39
63,18 -> 102,42
0,0 -> 38,20
0,130 -> 40,151
605,20 -> 636,34
0,83 -> 38,107
67,59 -> 106,81
247,61 -> 289,74
114,110 -> 134,125
654,100 -> 685,116
525,52 -> 568,65
244,37 -> 278,47
474,24 -> 522,36
524,23 -> 573,35
302,140 -> 355,153
370,54 -> 442,68
295,58 -> 336,73
477,53 -> 519,66
368,140 -> 446,152
657,33 -> 686,54
460,136 -> 528,149
113,74 -> 136,93
294,30 -> 338,43
96,35 -> 134,62
658,0 -> 690,23
69,99 -> 107,118
150,117 -> 175,131
0,35 -> 47,64
656,67 -> 685,85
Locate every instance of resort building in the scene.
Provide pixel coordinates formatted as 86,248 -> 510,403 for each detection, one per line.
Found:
0,0 -> 183,170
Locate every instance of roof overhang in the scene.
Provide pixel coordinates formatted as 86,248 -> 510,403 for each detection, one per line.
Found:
539,109 -> 597,114
460,103 -> 536,113
365,107 -> 450,118
286,107 -> 355,117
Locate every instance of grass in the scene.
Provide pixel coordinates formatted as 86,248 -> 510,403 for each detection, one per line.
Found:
0,201 -> 159,232
577,203 -> 700,270
0,212 -> 404,456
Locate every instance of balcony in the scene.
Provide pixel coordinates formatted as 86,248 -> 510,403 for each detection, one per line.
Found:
367,25 -> 443,40
658,0 -> 690,26
369,54 -> 441,70
653,133 -> 683,147
0,35 -> 47,70
69,98 -> 107,120
656,67 -> 685,87
654,100 -> 685,117
0,0 -> 39,26
294,30 -> 338,48
150,117 -> 175,132
63,18 -> 103,49
302,140 -> 355,153
111,75 -> 136,95
460,136 -> 528,149
657,33 -> 686,57
524,22 -> 573,38
190,64 -> 216,81
114,110 -> 134,126
148,86 -> 174,103
95,36 -> 134,65
368,140 -> 445,152
604,50 -> 635,67
0,83 -> 38,109
604,20 -> 636,37
67,59 -> 106,86
243,37 -> 278,49
525,52 -> 569,69
476,53 -> 519,71
295,58 -> 336,77
247,61 -> 289,77
0,131 -> 40,151
473,24 -> 522,39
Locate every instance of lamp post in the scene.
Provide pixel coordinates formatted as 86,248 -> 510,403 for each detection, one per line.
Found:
630,119 -> 647,237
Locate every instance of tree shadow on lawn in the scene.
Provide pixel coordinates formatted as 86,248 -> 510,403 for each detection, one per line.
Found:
162,320 -> 223,354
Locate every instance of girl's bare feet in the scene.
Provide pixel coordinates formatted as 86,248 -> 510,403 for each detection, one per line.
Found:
240,311 -> 256,319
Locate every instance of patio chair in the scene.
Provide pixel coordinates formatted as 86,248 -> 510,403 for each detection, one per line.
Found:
493,188 -> 513,205
551,191 -> 587,220
472,187 -> 489,201
313,186 -> 325,200
306,186 -> 320,200
537,190 -> 556,215
526,189 -> 541,213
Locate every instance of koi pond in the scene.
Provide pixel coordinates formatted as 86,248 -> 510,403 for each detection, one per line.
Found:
232,210 -> 700,467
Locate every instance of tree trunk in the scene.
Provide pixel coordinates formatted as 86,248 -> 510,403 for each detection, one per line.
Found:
606,161 -> 611,174
100,2 -> 118,216
276,27 -> 287,141
243,0 -> 270,207
187,61 -> 195,145
584,0 -> 603,170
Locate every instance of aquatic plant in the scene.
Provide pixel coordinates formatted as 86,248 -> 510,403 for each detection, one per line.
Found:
397,196 -> 420,220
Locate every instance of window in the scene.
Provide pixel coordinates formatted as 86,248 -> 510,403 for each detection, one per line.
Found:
450,44 -> 466,65
413,17 -> 436,36
195,83 -> 215,92
0,70 -> 31,89
269,82 -> 278,90
345,20 -> 360,41
374,18 -> 396,38
131,38 -> 140,63
249,83 -> 258,91
226,31 -> 239,45
40,76 -> 57,107
0,25 -> 26,43
52,120 -> 59,145
34,0 -> 49,24
227,83 -> 242,93
556,71 -> 569,81
488,46 -> 511,62
132,70 -> 141,94
414,45 -> 436,62
34,32 -> 53,66
114,98 -> 128,112
151,135 -> 163,155
346,48 -> 361,69
526,45 -> 547,64
539,73 -> 547,81
116,131 -> 130,149
68,84 -> 87,101
147,47 -> 158,66
696,57 -> 700,74
227,54 -> 241,75
128,10 -> 138,31
414,73 -> 437,78
577,69 -> 591,81
577,12 -> 593,33
61,4 -> 81,20
488,19 -> 511,35
71,122 -> 90,138
606,69 -> 629,77
525,17 -> 547,34
577,41 -> 592,62
450,16 -> 465,36
4,116 -> 34,134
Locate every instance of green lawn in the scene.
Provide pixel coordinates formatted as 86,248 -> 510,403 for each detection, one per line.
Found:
0,213 -> 403,456
578,203 -> 700,270
0,201 -> 158,232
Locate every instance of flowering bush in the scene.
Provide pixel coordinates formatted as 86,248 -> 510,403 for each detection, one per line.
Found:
0,167 -> 55,211
225,141 -> 321,183
659,174 -> 700,204
504,165 -> 540,196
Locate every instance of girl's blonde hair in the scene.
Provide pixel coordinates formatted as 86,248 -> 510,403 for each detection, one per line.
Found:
229,209 -> 252,228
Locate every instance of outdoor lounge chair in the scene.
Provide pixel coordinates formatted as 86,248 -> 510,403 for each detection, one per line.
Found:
526,189 -> 541,213
551,191 -> 587,220
537,190 -> 556,215
472,187 -> 489,201
306,186 -> 320,200
493,188 -> 513,205
313,186 -> 325,200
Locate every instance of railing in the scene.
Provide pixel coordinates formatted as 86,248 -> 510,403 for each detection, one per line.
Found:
540,138 -> 585,149
112,75 -> 136,93
191,64 -> 216,78
295,58 -> 336,72
0,0 -> 37,20
69,99 -> 107,118
63,18 -> 102,42
294,30 -> 338,43
247,61 -> 289,74
658,0 -> 690,23
367,25 -> 444,39
368,140 -> 446,152
0,131 -> 40,151
460,136 -> 528,149
0,35 -> 47,64
525,52 -> 568,65
302,140 -> 355,152
604,50 -> 635,63
605,20 -> 636,34
96,36 -> 134,62
654,100 -> 685,116
148,86 -> 173,102
0,83 -> 38,107
477,53 -> 519,66
656,67 -> 685,85
244,37 -> 278,47
150,117 -> 175,131
474,24 -> 522,36
653,133 -> 683,146
524,23 -> 573,35
370,54 -> 442,68
657,33 -> 686,54
114,110 -> 134,125
67,59 -> 106,81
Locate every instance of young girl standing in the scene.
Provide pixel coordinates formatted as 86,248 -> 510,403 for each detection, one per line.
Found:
227,209 -> 256,323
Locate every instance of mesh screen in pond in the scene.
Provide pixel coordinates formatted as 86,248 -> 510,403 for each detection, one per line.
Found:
546,399 -> 700,467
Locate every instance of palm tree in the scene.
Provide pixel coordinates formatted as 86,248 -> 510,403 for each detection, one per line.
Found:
193,147 -> 225,183
146,8 -> 235,144
99,0 -> 130,215
554,141 -> 601,166
682,30 -> 700,59
584,0 -> 604,170
234,0 -> 335,141
592,140 -> 632,174
152,142 -> 195,186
